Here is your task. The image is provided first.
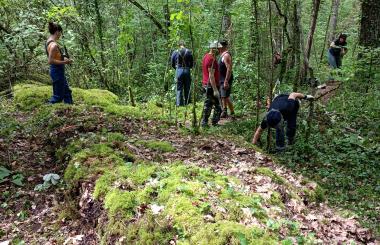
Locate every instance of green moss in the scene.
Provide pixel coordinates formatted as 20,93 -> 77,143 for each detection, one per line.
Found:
164,195 -> 203,236
255,167 -> 287,185
104,189 -> 137,219
303,185 -> 325,203
63,144 -> 125,184
119,163 -> 157,185
13,84 -> 119,111
189,221 -> 277,245
136,139 -> 175,152
268,191 -> 285,208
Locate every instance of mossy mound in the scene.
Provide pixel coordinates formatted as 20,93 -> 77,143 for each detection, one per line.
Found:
13,83 -> 118,111
60,133 -> 311,244
12,83 -> 203,122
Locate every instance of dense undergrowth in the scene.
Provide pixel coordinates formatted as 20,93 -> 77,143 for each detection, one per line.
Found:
209,83 -> 380,235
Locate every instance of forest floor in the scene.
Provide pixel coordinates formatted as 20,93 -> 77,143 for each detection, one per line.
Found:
0,83 -> 379,244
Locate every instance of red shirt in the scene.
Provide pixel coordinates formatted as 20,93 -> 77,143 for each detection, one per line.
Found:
202,53 -> 219,87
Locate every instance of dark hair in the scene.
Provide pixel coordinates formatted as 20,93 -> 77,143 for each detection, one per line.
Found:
48,22 -> 63,35
219,40 -> 228,47
339,33 -> 347,39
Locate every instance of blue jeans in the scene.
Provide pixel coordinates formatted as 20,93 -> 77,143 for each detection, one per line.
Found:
275,101 -> 299,150
49,64 -> 73,104
175,68 -> 191,106
327,51 -> 341,69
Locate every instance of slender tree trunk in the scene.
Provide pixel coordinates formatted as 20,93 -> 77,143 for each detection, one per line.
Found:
253,0 -> 261,129
267,0 -> 275,151
292,0 -> 302,91
328,0 -> 340,42
301,0 -> 321,83
94,0 -> 108,88
222,0 -> 233,43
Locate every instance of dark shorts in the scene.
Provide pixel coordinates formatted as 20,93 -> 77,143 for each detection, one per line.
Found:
220,80 -> 232,98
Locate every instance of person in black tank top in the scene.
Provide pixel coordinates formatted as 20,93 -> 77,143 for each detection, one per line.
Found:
218,40 -> 235,118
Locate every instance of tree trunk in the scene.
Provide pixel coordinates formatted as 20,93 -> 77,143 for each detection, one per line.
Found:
222,0 -> 233,42
292,0 -> 302,91
328,0 -> 340,42
359,0 -> 380,47
267,0 -> 275,151
301,0 -> 321,83
253,0 -> 261,128
94,0 -> 108,88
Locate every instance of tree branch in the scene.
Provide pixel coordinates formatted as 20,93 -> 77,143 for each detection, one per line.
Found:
127,0 -> 167,35
271,0 -> 291,44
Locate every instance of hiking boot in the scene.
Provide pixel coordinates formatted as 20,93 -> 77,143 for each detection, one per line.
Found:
220,109 -> 228,118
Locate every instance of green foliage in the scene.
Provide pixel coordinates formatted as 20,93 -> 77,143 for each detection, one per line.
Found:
0,166 -> 11,183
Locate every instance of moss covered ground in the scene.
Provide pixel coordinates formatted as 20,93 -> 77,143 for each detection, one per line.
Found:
0,83 -> 377,244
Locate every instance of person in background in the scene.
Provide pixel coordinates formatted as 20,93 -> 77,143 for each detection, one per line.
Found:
328,33 -> 348,69
46,22 -> 73,104
218,40 -> 235,118
252,92 -> 314,151
171,40 -> 194,106
201,41 -> 222,127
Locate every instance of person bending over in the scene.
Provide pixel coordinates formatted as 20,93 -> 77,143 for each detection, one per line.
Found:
252,93 -> 314,151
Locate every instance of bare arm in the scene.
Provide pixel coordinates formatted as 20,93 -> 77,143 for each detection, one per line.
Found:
288,92 -> 305,100
252,127 -> 264,144
224,54 -> 232,87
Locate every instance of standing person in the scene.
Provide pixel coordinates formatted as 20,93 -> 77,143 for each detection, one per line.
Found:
201,41 -> 222,127
328,33 -> 348,69
218,40 -> 235,118
46,22 -> 73,104
252,93 -> 314,151
171,40 -> 194,106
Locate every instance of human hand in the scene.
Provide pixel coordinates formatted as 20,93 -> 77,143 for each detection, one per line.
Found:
224,82 -> 229,90
64,58 -> 73,64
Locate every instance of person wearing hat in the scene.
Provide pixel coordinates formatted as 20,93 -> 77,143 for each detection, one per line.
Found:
171,40 -> 194,106
201,41 -> 222,127
218,40 -> 235,118
328,33 -> 348,69
252,92 -> 314,151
